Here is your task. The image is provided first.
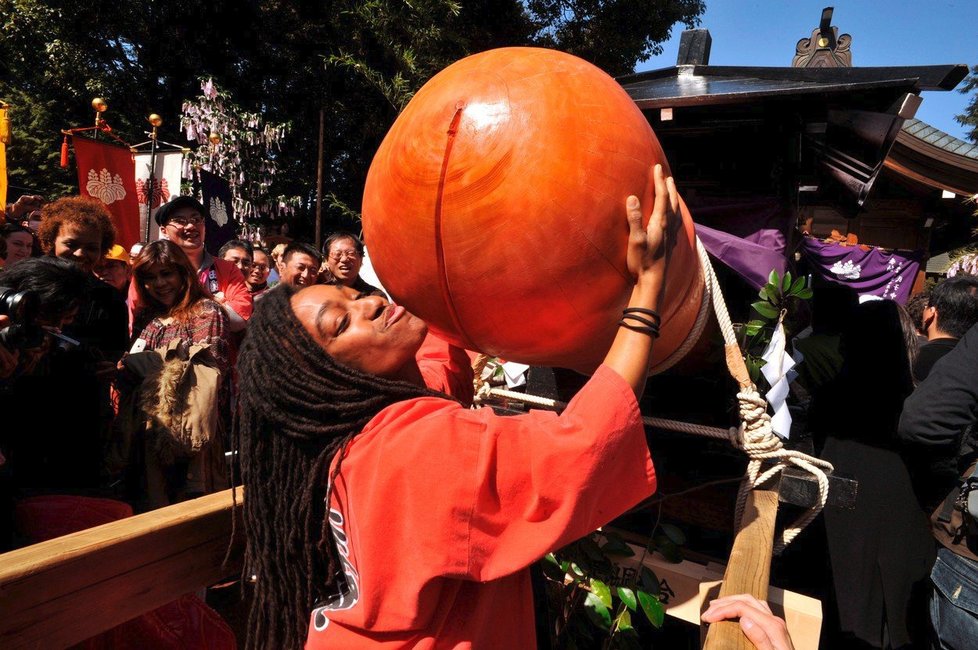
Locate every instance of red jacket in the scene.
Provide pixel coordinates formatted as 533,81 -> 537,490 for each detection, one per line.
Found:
306,338 -> 655,649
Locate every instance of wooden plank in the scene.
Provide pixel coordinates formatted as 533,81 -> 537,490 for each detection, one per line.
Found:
0,488 -> 244,650
702,488 -> 779,650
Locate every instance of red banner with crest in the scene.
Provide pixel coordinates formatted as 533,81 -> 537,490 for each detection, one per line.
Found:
73,136 -> 140,250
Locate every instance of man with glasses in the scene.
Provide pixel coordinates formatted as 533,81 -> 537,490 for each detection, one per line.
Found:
246,247 -> 273,301
128,196 -> 252,332
322,231 -> 386,298
218,239 -> 255,277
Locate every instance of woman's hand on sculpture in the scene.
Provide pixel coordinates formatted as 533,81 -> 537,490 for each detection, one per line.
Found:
601,164 -> 682,397
625,163 -> 680,291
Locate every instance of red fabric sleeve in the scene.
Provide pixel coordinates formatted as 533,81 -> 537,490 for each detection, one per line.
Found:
461,364 -> 654,580
213,258 -> 253,324
416,332 -> 474,405
343,364 -> 654,587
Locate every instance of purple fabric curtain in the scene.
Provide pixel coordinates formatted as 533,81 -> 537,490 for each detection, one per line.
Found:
696,223 -> 788,290
686,197 -> 793,289
800,237 -> 923,304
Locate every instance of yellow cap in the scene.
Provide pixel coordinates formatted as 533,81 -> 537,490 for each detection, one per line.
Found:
104,244 -> 130,264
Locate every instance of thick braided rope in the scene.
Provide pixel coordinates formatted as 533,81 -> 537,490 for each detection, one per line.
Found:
695,238 -> 833,553
697,238 -> 739,351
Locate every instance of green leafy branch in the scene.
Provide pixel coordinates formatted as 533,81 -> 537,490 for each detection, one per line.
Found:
326,51 -> 416,111
742,269 -> 812,383
325,191 -> 363,224
541,515 -> 685,648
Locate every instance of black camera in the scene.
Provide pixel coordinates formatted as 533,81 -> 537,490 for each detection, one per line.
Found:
0,286 -> 43,350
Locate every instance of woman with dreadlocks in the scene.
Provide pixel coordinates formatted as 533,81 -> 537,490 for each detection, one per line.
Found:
237,166 -> 792,649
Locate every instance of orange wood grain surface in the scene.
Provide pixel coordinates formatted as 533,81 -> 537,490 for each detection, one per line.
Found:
363,47 -> 704,374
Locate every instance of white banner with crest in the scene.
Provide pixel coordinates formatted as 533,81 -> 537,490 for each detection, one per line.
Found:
134,150 -> 184,242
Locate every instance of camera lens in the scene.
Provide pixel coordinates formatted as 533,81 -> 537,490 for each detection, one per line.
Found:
0,323 -> 44,350
0,287 -> 39,323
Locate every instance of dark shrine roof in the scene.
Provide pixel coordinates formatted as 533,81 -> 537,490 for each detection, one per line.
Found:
618,64 -> 968,109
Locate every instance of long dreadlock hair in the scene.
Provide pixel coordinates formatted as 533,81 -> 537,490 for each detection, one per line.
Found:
236,284 -> 440,649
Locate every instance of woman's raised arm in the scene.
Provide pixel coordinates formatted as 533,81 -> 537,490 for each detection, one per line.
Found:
602,164 -> 680,397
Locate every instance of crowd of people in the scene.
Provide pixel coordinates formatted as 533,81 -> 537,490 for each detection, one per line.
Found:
0,194 -> 385,535
787,272 -> 978,650
1,176 -> 976,650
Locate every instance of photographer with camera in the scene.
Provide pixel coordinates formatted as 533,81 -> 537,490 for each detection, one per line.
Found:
37,197 -> 129,361
0,257 -> 89,549
0,258 -> 87,380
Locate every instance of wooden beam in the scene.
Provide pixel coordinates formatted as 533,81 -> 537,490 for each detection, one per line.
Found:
0,485 -> 808,648
0,489 -> 244,650
702,488 -> 779,650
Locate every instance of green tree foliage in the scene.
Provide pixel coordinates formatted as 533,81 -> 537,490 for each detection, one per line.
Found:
1,0 -> 705,233
956,64 -> 978,144
526,0 -> 705,76
0,0 -> 265,197
0,86 -> 76,198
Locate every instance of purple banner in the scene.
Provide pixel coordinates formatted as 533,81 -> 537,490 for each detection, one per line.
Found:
800,237 -> 923,303
696,223 -> 788,289
687,197 -> 793,290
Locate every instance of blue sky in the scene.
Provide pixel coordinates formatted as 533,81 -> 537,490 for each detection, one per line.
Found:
635,1 -> 977,141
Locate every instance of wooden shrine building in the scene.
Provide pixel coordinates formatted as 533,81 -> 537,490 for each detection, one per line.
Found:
616,8 -> 975,292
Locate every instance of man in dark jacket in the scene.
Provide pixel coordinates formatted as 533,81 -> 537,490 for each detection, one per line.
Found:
914,274 -> 978,381
899,322 -> 978,650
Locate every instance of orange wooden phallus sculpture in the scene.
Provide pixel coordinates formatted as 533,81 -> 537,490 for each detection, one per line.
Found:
363,47 -> 703,374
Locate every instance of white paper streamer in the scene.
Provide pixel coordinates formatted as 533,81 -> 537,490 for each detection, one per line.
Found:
760,319 -> 797,438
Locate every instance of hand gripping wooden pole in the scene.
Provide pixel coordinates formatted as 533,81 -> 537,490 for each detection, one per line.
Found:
702,486 -> 780,649
702,342 -> 780,649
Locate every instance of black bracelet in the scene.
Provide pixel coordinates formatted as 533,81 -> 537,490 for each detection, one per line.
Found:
618,319 -> 660,338
623,307 -> 661,323
620,312 -> 659,330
